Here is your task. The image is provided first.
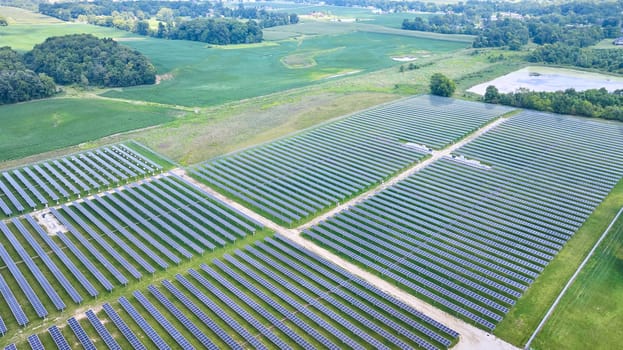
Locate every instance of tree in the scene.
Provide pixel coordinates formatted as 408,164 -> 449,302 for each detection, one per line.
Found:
430,73 -> 456,97
135,21 -> 150,36
484,85 -> 500,103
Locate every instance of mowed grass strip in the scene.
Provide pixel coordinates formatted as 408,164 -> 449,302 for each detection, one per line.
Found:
531,213 -> 623,350
494,178 -> 623,345
0,98 -> 185,163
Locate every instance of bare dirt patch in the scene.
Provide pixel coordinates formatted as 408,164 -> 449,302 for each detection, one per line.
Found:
155,73 -> 174,85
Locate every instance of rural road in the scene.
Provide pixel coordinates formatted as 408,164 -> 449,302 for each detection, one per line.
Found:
173,114 -> 520,350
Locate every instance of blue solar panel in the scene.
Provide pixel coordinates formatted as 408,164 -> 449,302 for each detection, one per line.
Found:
86,309 -> 121,350
27,334 -> 45,350
161,280 -> 243,350
48,325 -> 71,350
102,303 -> 146,350
3,172 -> 35,208
92,194 -> 186,262
175,274 -> 267,350
0,241 -> 47,318
23,167 -> 58,201
0,179 -> 24,212
51,207 -> 130,284
148,285 -> 217,350
12,170 -> 46,205
118,297 -> 169,350
133,290 -> 195,350
12,218 -> 82,304
0,271 -> 28,326
68,317 -> 96,350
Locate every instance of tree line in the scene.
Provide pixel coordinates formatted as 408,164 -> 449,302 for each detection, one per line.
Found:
528,45 -> 623,75
400,1 -> 621,50
39,1 -> 299,45
0,34 -> 156,105
483,86 -> 623,121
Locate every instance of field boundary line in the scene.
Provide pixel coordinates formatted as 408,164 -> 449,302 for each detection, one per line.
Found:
524,206 -> 623,350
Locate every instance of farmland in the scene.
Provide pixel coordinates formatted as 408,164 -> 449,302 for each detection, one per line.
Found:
0,99 -> 185,162
101,30 -> 467,107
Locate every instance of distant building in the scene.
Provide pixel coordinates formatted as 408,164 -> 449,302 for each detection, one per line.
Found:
614,37 -> 623,45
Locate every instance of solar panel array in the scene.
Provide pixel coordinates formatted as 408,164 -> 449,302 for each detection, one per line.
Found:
7,236 -> 458,349
0,175 -> 260,334
0,144 -> 162,218
192,95 -> 514,225
305,111 -> 623,330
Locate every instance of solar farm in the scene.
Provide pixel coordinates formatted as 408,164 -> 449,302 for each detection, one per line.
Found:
191,95 -> 514,226
3,236 -> 459,350
1,95 -> 623,349
305,110 -> 623,330
0,144 -> 165,219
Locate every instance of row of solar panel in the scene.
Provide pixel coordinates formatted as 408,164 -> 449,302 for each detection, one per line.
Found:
0,175 -> 261,333
191,95 -> 515,225
6,236 -> 458,350
0,144 -> 162,217
305,110 -> 623,330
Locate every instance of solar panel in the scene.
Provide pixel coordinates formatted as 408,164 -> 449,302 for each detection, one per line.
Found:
12,218 -> 82,304
49,325 -> 71,350
12,170 -> 46,205
27,334 -> 45,350
102,303 -> 146,350
133,290 -> 195,350
3,172 -> 35,208
0,241 -> 47,318
118,296 -> 169,350
148,285 -> 217,350
67,317 -> 96,350
0,179 -> 24,212
86,309 -> 121,350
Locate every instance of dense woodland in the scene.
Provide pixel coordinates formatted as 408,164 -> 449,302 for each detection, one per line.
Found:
0,47 -> 56,105
484,86 -> 623,121
39,1 -> 298,45
25,34 -> 156,87
0,34 -> 156,104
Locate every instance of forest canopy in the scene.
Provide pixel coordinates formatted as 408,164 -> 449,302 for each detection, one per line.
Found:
0,34 -> 157,104
24,34 -> 156,87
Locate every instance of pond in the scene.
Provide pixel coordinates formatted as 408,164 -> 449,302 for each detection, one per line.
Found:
468,66 -> 623,95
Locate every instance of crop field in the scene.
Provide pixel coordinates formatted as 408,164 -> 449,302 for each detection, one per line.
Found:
0,98 -> 185,163
0,143 -> 173,218
101,31 -> 467,107
0,173 -> 263,344
2,234 -> 459,350
191,95 -> 514,226
304,110 -> 623,330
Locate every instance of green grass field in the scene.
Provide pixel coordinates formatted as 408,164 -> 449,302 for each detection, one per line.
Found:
101,30 -> 467,107
0,98 -> 185,162
530,213 -> 623,350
